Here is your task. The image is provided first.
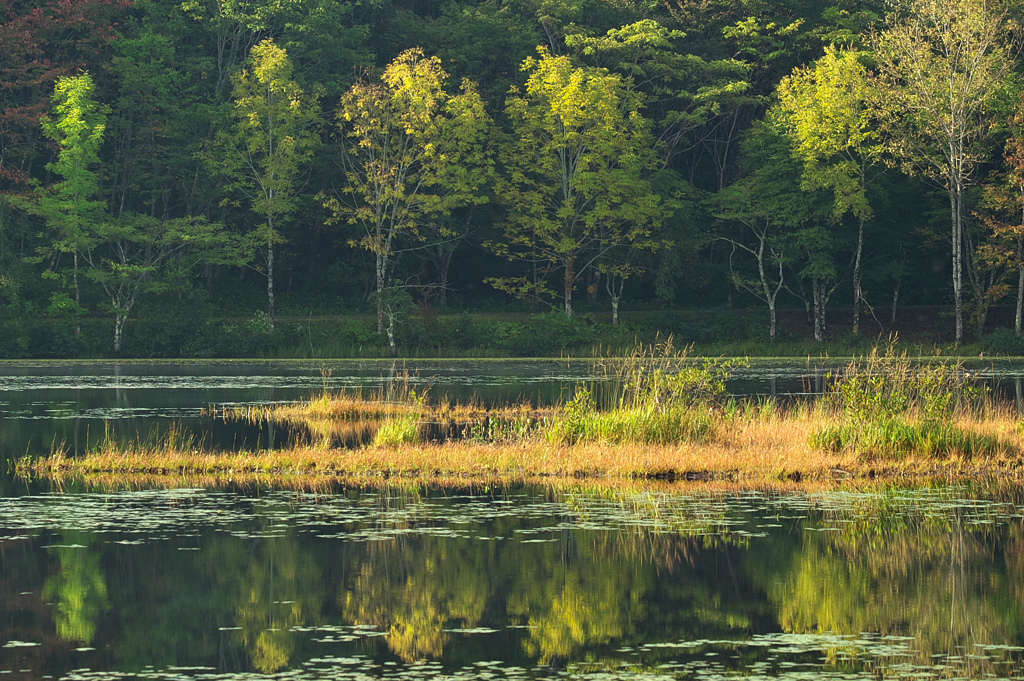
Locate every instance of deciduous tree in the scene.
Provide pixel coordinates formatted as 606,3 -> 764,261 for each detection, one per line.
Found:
18,72 -> 107,336
775,45 -> 879,336
974,96 -> 1024,336
81,214 -> 231,353
212,39 -> 321,332
873,0 -> 1014,341
324,48 -> 491,332
490,48 -> 663,316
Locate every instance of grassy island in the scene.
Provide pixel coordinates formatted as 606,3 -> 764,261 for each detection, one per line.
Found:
17,345 -> 1024,487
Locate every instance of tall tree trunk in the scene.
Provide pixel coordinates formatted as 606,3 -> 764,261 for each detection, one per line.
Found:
267,235 -> 275,333
385,314 -> 396,355
891,278 -> 901,330
73,251 -> 81,337
813,279 -> 825,342
1017,262 -> 1024,337
586,267 -> 599,304
1017,233 -> 1024,337
852,217 -> 864,336
769,302 -> 777,342
950,182 -> 964,342
376,252 -> 386,333
611,297 -> 619,325
113,313 -> 126,354
435,245 -> 454,308
563,259 -> 574,316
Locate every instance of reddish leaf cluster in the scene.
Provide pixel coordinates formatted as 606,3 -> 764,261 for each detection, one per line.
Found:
0,0 -> 130,186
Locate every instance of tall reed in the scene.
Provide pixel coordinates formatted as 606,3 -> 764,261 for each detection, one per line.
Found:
809,346 -> 1009,459
546,340 -> 740,445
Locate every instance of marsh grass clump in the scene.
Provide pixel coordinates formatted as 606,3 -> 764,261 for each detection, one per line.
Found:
810,418 -> 1004,458
810,346 -> 1007,459
546,341 -> 737,445
372,387 -> 426,447
372,412 -> 422,446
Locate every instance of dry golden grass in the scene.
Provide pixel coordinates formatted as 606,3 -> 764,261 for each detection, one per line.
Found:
23,343 -> 1024,489
214,393 -> 554,425
20,407 -> 1024,487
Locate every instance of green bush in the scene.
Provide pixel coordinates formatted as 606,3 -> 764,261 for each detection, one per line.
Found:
823,350 -> 981,424
654,311 -> 714,343
546,345 -> 737,445
507,312 -> 595,356
985,327 -> 1024,356
809,346 -> 998,459
0,319 -> 27,358
544,387 -> 717,445
372,413 -> 421,446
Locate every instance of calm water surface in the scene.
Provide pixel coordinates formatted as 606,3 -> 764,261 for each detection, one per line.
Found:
4,358 -> 1024,456
6,361 -> 1024,680
1,483 -> 1024,679
0,359 -> 596,456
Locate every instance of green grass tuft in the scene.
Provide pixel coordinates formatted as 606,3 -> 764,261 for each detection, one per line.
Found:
372,413 -> 421,447
810,418 -> 1005,459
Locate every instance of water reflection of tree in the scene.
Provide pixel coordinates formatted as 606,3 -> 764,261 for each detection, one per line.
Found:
338,517 -> 764,666
42,531 -> 109,644
342,535 -> 492,662
507,531 -> 651,665
206,530 -> 324,673
754,510 -> 1024,676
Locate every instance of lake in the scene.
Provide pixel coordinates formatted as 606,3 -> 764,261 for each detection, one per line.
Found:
5,359 -> 1024,680
2,483 -> 1024,679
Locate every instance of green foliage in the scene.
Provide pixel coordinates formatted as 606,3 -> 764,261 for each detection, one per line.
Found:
372,388 -> 425,446
211,39 -> 322,330
326,47 -> 492,330
984,327 -> 1024,355
0,0 -> 1014,354
372,413 -> 422,446
822,350 -> 981,424
546,343 -> 736,445
489,47 -> 664,316
545,386 -> 717,445
774,46 -> 877,222
810,419 -> 1004,459
14,72 -> 107,328
38,72 -> 107,226
219,38 -> 323,224
566,19 -> 750,166
873,0 -> 1014,341
810,347 -> 999,458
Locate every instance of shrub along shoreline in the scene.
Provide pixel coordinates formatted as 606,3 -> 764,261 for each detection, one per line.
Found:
9,306 -> 1024,359
17,344 -> 1024,486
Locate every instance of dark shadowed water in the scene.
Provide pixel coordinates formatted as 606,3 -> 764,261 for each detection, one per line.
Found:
2,483 -> 1024,679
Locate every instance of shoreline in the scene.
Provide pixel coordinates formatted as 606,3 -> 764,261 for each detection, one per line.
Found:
19,418 -> 1024,488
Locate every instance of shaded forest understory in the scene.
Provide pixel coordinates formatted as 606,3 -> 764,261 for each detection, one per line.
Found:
7,303 -> 1024,359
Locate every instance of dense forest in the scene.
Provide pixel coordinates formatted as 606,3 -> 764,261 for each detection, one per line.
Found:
1,0 -> 1022,357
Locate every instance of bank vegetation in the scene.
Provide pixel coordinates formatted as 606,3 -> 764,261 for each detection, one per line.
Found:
17,344 -> 1024,486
